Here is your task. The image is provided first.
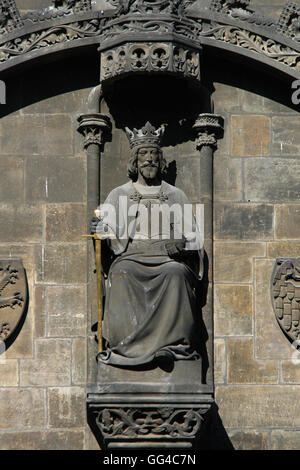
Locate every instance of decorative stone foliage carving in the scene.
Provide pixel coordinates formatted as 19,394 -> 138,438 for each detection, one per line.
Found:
271,258 -> 300,343
200,23 -> 300,69
0,19 -> 100,63
95,407 -> 204,439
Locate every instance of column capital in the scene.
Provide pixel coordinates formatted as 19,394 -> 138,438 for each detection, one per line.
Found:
193,113 -> 224,151
77,113 -> 112,150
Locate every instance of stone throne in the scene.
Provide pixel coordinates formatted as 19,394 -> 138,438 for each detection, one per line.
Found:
78,0 -> 224,450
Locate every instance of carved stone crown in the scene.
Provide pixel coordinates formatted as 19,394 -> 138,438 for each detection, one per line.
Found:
125,121 -> 165,149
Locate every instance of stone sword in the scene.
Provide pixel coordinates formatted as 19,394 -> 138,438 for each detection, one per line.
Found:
83,210 -> 113,353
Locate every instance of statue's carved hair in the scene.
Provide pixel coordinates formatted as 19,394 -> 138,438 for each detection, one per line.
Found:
127,146 -> 167,181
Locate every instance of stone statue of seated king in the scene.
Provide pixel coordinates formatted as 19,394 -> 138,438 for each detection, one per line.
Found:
90,122 -> 204,372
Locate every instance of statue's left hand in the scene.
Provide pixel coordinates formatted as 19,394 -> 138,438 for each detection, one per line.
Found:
165,239 -> 186,259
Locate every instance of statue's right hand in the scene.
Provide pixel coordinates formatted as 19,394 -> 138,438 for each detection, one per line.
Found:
90,217 -> 101,235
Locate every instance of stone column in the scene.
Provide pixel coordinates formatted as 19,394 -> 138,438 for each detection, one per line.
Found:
193,113 -> 224,387
77,89 -> 112,383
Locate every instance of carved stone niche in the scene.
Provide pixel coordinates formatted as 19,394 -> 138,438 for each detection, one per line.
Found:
98,0 -> 202,84
84,0 -> 221,451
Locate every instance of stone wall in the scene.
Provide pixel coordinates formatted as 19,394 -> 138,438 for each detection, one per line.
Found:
0,56 -> 100,450
212,59 -> 300,449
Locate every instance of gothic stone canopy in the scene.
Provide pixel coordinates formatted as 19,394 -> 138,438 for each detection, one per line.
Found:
1,1 -> 300,81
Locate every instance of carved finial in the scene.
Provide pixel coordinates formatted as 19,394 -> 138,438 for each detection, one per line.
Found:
125,122 -> 166,149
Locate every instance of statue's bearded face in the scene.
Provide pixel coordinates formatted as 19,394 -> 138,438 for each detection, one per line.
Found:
137,146 -> 160,180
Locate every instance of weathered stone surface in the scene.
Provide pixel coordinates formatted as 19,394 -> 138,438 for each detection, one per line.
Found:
275,205 -> 300,240
35,243 -> 87,284
214,157 -> 243,202
45,203 -> 87,242
72,337 -> 87,385
170,156 -> 201,203
272,116 -> 300,155
0,115 -> 44,155
0,360 -> 18,386
23,89 -> 90,115
270,431 -> 300,450
0,158 -> 24,202
231,115 -> 270,157
214,285 -> 253,336
280,359 -> 300,384
239,88 -> 295,114
47,286 -> 86,337
0,430 -> 85,450
216,385 -> 300,428
214,204 -> 274,240
227,337 -> 278,384
25,156 -> 86,203
213,83 -> 242,114
20,339 -> 71,386
34,285 -> 46,338
85,426 -> 101,450
48,387 -> 86,428
0,114 -> 73,156
214,338 -> 226,385
0,388 -> 46,430
87,334 -> 99,385
0,204 -> 42,242
267,242 -> 300,259
255,259 -> 292,359
245,158 -> 300,203
214,242 -> 266,283
228,430 -> 268,450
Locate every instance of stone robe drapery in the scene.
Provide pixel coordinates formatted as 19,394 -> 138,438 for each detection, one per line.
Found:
97,180 -> 204,367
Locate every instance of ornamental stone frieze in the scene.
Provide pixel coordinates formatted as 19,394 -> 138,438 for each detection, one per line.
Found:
1,1 -> 300,79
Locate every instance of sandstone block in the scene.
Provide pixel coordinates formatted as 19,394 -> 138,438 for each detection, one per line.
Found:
216,385 -> 300,428
231,115 -> 270,156
72,337 -> 87,385
214,285 -> 253,336
25,156 -> 86,203
47,285 -> 86,337
214,242 -> 266,283
227,337 -> 278,384
275,205 -> 300,240
245,158 -> 300,203
0,430 -> 85,450
272,116 -> 300,155
0,157 -> 24,202
45,203 -> 87,242
270,430 -> 300,450
0,204 -> 42,243
214,203 -> 274,240
228,430 -> 268,450
0,388 -> 46,430
267,242 -> 300,259
35,243 -> 87,284
214,338 -> 226,384
214,157 -> 243,202
20,338 -> 71,386
48,387 -> 86,428
0,360 -> 18,386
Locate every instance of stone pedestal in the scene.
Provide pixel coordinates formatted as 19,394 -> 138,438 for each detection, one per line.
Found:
87,361 -> 213,449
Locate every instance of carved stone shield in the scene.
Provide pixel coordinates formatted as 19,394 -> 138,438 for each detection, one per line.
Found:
0,259 -> 27,344
271,258 -> 300,342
